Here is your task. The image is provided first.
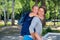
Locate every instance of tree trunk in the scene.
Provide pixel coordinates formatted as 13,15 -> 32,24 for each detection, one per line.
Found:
7,12 -> 9,21
35,0 -> 38,5
32,0 -> 40,5
41,0 -> 46,6
3,0 -> 7,26
7,0 -> 9,21
4,7 -> 7,26
54,3 -> 57,26
0,14 -> 1,20
11,0 -> 15,25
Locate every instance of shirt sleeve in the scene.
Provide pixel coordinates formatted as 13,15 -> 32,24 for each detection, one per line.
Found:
29,17 -> 40,33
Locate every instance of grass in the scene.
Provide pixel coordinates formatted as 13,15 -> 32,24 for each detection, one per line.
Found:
7,22 -> 11,26
46,22 -> 60,27
0,21 -> 5,27
0,21 -> 11,27
0,20 -> 18,27
0,21 -> 60,27
0,23 -> 5,27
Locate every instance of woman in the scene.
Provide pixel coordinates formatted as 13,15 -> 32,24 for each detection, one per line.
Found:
29,6 -> 46,40
21,5 -> 39,36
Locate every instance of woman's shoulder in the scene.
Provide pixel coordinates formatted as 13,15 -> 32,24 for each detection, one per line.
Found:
34,16 -> 40,19
33,17 -> 42,23
32,17 -> 40,21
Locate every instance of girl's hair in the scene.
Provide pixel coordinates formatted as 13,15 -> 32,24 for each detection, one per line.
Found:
39,6 -> 46,14
32,5 -> 38,9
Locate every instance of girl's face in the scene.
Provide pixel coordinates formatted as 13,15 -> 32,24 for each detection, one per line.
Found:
32,6 -> 39,14
38,8 -> 44,16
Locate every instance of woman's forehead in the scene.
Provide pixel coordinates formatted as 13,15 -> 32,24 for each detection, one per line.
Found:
39,8 -> 44,11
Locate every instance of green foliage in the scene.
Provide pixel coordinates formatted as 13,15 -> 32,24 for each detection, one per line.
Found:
0,0 -> 60,20
15,0 -> 22,14
30,0 -> 35,10
45,11 -> 50,20
45,0 -> 60,20
42,27 -> 52,36
42,27 -> 60,36
42,28 -> 47,36
46,27 -> 52,32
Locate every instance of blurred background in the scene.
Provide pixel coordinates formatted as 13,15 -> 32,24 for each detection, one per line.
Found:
0,0 -> 60,37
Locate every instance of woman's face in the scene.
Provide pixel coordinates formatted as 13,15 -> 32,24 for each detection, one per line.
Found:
32,6 -> 39,14
38,8 -> 44,16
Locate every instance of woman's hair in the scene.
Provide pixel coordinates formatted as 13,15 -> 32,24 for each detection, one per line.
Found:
39,6 -> 46,14
32,5 -> 38,9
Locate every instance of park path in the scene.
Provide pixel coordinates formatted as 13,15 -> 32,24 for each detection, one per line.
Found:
0,25 -> 23,40
0,26 -> 47,40
0,36 -> 23,40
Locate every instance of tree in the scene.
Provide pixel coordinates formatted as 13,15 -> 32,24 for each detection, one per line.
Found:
0,2 -> 1,20
32,0 -> 40,5
19,0 -> 30,18
2,0 -> 7,26
6,0 -> 9,21
53,0 -> 59,26
0,0 -> 3,21
0,12 -> 1,20
11,0 -> 15,25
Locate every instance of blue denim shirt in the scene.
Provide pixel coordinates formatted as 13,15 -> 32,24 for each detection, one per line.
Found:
21,13 -> 33,36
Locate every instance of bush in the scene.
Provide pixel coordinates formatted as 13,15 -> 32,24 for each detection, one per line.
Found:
46,27 -> 52,32
42,27 -> 60,36
42,28 -> 47,36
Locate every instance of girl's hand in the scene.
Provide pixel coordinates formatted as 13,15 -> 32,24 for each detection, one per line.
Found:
33,14 -> 38,17
34,33 -> 42,40
38,15 -> 44,20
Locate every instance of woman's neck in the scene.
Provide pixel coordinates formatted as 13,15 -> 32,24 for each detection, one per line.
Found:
38,15 -> 44,20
